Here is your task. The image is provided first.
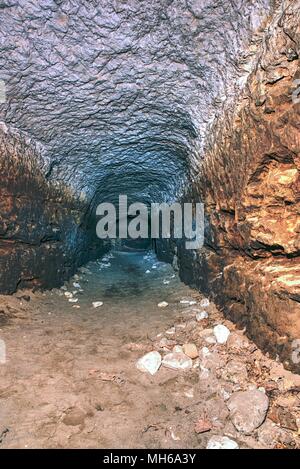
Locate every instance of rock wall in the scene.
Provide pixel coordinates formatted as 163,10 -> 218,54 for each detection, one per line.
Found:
0,0 -> 276,294
158,1 -> 300,372
0,0 -> 299,371
0,125 -> 105,294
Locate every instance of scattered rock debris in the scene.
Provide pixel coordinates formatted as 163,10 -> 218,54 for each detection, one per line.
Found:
0,256 -> 299,449
134,292 -> 300,449
206,435 -> 239,449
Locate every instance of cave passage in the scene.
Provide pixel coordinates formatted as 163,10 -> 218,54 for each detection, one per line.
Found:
1,246 -> 298,449
0,0 -> 299,450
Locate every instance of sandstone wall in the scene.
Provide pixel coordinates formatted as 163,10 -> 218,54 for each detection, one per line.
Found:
157,1 -> 300,372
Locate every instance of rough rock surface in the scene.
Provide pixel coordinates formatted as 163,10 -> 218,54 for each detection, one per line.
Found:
227,390 -> 269,434
162,351 -> 193,370
0,1 -> 299,372
0,0 -> 272,204
136,351 -> 162,375
0,127 -> 106,293
157,0 -> 300,371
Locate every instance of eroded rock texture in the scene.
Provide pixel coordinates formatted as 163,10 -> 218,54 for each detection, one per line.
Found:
171,1 -> 300,372
0,0 -> 273,203
0,0 -> 273,291
0,125 -> 105,293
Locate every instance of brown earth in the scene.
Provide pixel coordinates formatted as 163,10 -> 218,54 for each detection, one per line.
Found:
0,252 -> 299,449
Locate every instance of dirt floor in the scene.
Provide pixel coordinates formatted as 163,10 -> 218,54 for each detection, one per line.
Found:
0,250 -> 299,449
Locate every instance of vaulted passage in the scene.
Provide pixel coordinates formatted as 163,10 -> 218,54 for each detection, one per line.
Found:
0,0 -> 300,449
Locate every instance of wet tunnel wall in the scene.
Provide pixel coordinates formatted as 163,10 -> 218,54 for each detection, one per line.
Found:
0,0 -> 299,370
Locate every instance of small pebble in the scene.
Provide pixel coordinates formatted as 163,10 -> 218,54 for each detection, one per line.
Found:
158,301 -> 168,308
196,311 -> 208,321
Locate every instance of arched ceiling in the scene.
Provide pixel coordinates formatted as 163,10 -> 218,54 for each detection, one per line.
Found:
0,0 -> 272,205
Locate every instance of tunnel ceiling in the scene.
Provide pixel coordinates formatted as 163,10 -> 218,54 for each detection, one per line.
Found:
0,0 -> 273,205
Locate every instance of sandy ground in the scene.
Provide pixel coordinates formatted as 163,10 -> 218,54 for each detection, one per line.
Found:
0,251 -> 299,449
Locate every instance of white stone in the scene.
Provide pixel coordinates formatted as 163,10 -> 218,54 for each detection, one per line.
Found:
219,388 -> 231,401
64,291 -> 73,298
200,298 -> 210,308
145,270 -> 151,274
158,301 -> 168,308
92,301 -> 103,308
199,365 -> 210,379
136,351 -> 161,375
196,311 -> 208,321
68,298 -> 78,303
73,282 -> 81,289
214,324 -> 230,344
173,345 -> 183,353
193,358 -> 200,368
201,347 -> 211,358
180,299 -> 197,305
206,436 -> 239,449
162,352 -> 193,371
165,327 -> 175,335
163,279 -> 170,285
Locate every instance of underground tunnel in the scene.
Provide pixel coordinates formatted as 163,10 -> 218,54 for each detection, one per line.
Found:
0,0 -> 300,450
